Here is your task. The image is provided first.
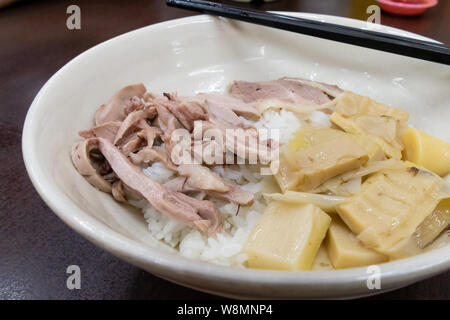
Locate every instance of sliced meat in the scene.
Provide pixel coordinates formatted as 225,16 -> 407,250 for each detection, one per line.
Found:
165,175 -> 254,206
101,171 -> 118,184
202,96 -> 244,128
228,78 -> 339,113
71,139 -> 114,193
153,93 -> 208,131
157,93 -> 258,129
122,183 -> 143,201
192,138 -> 229,166
112,180 -> 127,203
171,191 -> 222,232
164,176 -> 191,192
164,176 -> 206,200
94,84 -> 147,125
153,103 -> 181,131
280,77 -> 343,98
198,93 -> 260,120
129,146 -> 177,170
136,120 -> 162,147
228,78 -> 330,104
177,164 -> 229,192
174,94 -> 209,130
97,138 -> 223,233
156,105 -> 185,158
224,126 -> 278,164
191,120 -> 277,164
119,132 -> 145,156
79,121 -> 122,143
205,179 -> 254,206
113,180 -> 142,203
114,108 -> 157,144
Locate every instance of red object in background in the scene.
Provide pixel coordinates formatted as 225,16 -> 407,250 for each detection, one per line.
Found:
377,0 -> 438,16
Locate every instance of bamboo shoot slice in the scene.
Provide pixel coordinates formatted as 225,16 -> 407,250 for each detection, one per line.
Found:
244,202 -> 331,271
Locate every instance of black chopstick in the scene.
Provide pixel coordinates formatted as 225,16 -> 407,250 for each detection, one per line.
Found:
167,0 -> 450,65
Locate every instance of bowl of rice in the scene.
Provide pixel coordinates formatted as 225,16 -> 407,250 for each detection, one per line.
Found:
22,12 -> 450,299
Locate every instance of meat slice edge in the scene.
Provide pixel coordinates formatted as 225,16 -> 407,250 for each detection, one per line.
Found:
96,138 -> 223,233
95,84 -> 147,125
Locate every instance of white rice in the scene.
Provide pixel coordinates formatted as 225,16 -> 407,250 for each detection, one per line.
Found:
142,162 -> 174,184
136,109 -> 320,267
306,110 -> 332,128
252,109 -> 303,146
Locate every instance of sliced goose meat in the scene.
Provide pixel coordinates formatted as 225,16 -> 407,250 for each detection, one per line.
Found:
177,164 -> 229,192
228,78 -> 330,104
192,120 -> 278,164
280,77 -> 343,98
206,179 -> 254,206
198,93 -> 260,120
143,92 -> 156,101
164,176 -> 192,192
224,126 -> 278,164
169,93 -> 208,131
79,121 -> 122,143
164,116 -> 180,156
114,108 -> 157,145
202,96 -> 244,128
179,94 -> 251,128
94,84 -> 147,125
156,105 -> 185,158
71,139 -> 115,193
116,125 -> 161,157
171,191 -> 222,232
112,180 -> 127,203
153,103 -> 181,131
112,180 -> 142,203
165,174 -> 254,206
101,171 -> 118,184
164,176 -> 206,200
136,120 -> 162,147
191,138 -> 230,166
164,176 -> 200,194
228,78 -> 338,113
119,132 -> 145,156
129,146 -> 177,171
97,138 -> 223,233
160,93 -> 208,131
122,183 -> 143,201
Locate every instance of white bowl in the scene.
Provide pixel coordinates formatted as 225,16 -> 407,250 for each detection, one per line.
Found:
22,12 -> 450,299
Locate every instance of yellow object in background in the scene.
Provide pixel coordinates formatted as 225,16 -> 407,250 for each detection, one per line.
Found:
403,127 -> 450,176
326,217 -> 387,269
244,202 -> 331,271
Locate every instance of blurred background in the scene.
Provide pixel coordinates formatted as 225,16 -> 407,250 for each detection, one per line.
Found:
1,0 -> 449,300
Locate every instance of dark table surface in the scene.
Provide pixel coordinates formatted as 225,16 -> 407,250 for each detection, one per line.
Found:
1,0 -> 449,300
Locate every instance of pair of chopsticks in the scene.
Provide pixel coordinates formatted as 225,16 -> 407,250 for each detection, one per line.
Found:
167,0 -> 450,65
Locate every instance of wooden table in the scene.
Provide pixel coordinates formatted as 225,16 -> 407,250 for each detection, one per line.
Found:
1,0 -> 449,300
